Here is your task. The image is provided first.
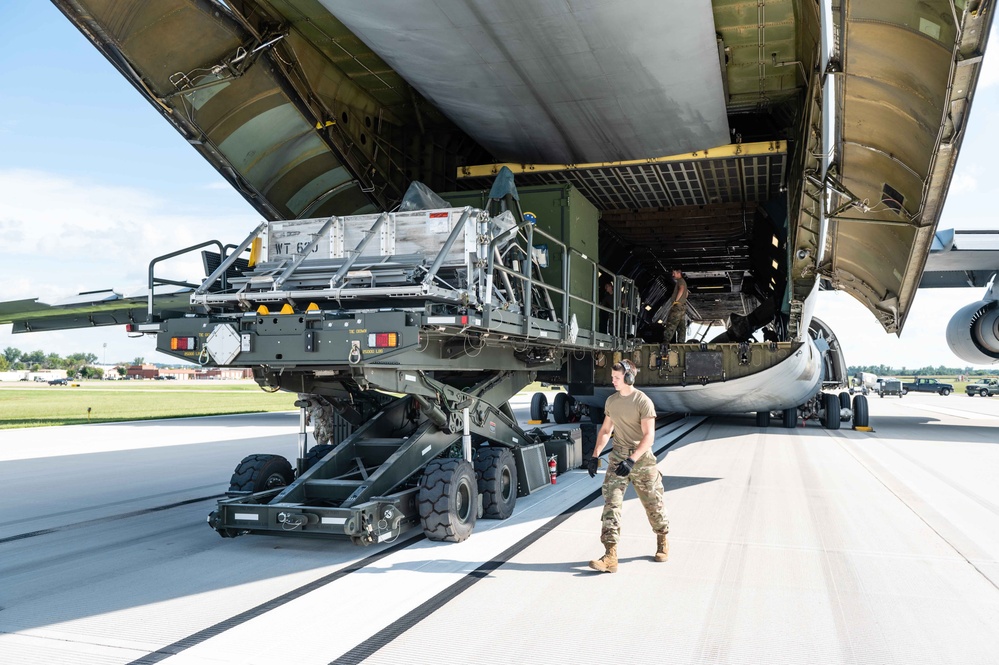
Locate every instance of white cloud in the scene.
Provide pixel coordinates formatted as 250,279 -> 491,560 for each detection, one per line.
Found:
0,168 -> 253,302
0,168 -> 254,359
948,169 -> 978,194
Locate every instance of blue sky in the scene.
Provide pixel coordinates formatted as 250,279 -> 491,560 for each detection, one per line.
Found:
1,2 -> 997,369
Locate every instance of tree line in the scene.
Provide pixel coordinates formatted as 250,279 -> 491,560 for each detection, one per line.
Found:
2,347 -> 147,378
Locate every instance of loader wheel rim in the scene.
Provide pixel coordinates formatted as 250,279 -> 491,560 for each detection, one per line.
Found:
500,467 -> 513,502
263,472 -> 287,489
456,480 -> 472,522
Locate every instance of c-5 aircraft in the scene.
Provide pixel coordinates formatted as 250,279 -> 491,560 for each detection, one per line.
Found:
2,0 -> 996,432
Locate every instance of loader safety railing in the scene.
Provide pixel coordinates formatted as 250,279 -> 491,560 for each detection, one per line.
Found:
150,207 -> 639,351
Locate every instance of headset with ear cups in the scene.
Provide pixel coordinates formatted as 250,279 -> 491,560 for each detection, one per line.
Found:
621,359 -> 636,386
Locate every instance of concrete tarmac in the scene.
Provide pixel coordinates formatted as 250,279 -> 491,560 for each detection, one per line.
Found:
1,391 -> 997,664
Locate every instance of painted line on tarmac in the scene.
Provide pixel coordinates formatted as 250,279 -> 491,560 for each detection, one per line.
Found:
0,494 -> 224,545
115,416 -> 704,665
328,416 -> 707,665
126,534 -> 424,665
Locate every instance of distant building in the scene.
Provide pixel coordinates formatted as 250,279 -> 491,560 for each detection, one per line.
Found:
198,367 -> 254,380
159,368 -> 196,380
126,364 -> 160,380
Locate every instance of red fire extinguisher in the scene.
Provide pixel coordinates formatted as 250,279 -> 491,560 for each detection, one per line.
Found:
549,455 -> 557,484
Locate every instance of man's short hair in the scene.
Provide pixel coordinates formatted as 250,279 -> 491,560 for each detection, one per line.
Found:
611,360 -> 636,374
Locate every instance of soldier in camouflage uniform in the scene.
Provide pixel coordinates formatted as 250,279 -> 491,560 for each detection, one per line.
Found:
662,268 -> 688,343
586,359 -> 669,573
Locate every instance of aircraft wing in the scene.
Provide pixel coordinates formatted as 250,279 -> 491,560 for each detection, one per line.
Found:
0,290 -> 194,333
919,229 -> 999,288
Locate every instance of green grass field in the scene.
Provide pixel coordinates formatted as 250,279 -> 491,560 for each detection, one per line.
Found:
0,381 -> 298,429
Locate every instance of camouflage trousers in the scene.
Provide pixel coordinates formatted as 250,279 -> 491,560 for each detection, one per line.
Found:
600,449 -> 670,545
663,303 -> 686,343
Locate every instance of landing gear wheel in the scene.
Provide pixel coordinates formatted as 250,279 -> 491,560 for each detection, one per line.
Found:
553,392 -> 573,424
782,407 -> 797,429
821,393 -> 841,430
852,395 -> 869,428
588,404 -> 605,425
475,448 -> 518,519
839,392 -> 851,409
303,444 -> 335,473
227,454 -> 294,496
530,392 -> 549,423
756,411 -> 771,427
418,458 -> 478,542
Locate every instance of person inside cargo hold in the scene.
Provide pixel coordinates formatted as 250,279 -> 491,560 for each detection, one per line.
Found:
586,359 -> 669,573
662,268 -> 688,343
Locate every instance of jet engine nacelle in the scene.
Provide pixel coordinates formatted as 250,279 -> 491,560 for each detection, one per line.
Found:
946,299 -> 999,364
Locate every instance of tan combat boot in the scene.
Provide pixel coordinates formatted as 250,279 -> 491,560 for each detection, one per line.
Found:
654,534 -> 669,562
589,544 -> 618,573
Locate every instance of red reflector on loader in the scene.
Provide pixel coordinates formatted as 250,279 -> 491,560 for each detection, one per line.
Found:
170,337 -> 197,351
367,332 -> 398,348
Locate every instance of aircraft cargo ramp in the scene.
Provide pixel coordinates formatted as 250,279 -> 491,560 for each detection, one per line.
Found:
1,392 -> 998,664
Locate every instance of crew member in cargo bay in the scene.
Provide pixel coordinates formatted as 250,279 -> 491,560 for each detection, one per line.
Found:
586,359 -> 669,573
662,268 -> 688,343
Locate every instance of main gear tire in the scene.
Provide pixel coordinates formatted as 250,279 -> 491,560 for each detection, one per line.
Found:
553,392 -> 572,424
822,393 -> 841,430
839,392 -> 851,409
852,395 -> 869,428
418,458 -> 478,542
782,407 -> 797,429
530,392 -> 549,423
756,411 -> 771,427
227,454 -> 294,496
475,447 -> 517,519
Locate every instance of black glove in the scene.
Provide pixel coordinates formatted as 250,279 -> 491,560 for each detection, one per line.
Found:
586,457 -> 600,478
614,458 -> 635,477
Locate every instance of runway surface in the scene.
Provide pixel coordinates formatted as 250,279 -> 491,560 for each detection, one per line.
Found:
2,391 -> 998,664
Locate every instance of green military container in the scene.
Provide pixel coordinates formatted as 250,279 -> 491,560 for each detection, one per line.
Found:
441,183 -> 601,332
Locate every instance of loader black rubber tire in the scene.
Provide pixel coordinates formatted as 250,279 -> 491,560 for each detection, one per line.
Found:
227,454 -> 294,496
553,392 -> 572,424
782,407 -> 797,429
822,392 -> 841,430
303,444 -> 335,473
530,392 -> 549,423
475,447 -> 517,520
418,458 -> 477,542
852,395 -> 869,428
588,404 -> 605,425
756,411 -> 770,427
